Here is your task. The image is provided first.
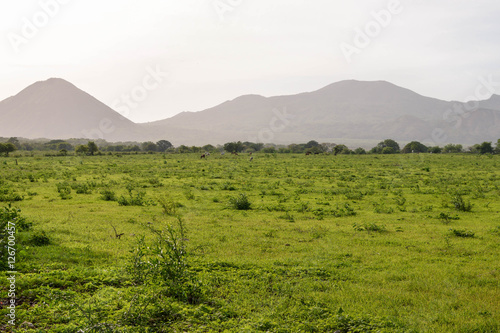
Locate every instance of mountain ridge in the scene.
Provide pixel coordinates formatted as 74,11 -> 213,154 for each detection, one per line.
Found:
1,78 -> 499,146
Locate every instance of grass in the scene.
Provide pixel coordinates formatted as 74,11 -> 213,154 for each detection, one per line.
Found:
0,152 -> 499,332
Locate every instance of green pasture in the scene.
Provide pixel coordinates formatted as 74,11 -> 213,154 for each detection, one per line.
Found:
1,153 -> 499,332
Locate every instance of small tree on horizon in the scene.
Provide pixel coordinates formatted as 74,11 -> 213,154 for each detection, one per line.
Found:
87,141 -> 99,156
478,141 -> 493,155
75,145 -> 89,155
0,143 -> 17,156
157,140 -> 173,152
402,141 -> 428,153
370,139 -> 400,154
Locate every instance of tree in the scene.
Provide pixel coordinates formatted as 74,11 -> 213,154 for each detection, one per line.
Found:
333,144 -> 350,155
442,144 -> 463,153
288,144 -> 305,153
129,145 -> 141,152
142,142 -> 158,152
305,140 -> 320,148
428,146 -> 442,154
243,142 -> 264,152
370,139 -> 400,154
177,145 -> 191,153
202,144 -> 216,152
354,147 -> 366,154
7,137 -> 21,149
402,141 -> 428,153
306,146 -> 325,154
478,141 -> 493,154
1,143 -> 17,156
58,142 -> 73,151
496,139 -> 500,154
157,140 -> 173,152
223,141 -> 244,153
382,147 -> 396,154
75,145 -> 89,155
87,141 -> 99,156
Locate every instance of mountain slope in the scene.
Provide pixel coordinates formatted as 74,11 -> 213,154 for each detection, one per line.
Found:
145,80 -> 500,144
0,78 -> 146,141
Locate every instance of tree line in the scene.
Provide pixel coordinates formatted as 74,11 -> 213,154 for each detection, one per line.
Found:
1,137 -> 500,157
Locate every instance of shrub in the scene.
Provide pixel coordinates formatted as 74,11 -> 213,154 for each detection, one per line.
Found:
450,228 -> 475,238
353,223 -> 387,233
28,230 -> 51,246
0,188 -> 24,202
438,212 -> 460,224
56,182 -> 72,200
100,189 -> 116,201
452,194 -> 472,212
127,217 -> 203,304
229,193 -> 252,210
73,183 -> 92,194
158,196 -> 179,216
333,203 -> 357,217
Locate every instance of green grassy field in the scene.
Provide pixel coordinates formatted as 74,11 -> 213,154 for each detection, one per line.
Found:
1,153 -> 499,332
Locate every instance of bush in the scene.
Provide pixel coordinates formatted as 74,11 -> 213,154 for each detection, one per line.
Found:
100,189 -> 116,201
0,188 -> 24,202
229,193 -> 252,210
353,223 -> 387,232
450,228 -> 475,238
157,196 -> 179,216
438,212 -> 460,223
56,182 -> 72,200
118,191 -> 146,206
28,230 -> 51,246
452,194 -> 472,212
127,217 -> 203,304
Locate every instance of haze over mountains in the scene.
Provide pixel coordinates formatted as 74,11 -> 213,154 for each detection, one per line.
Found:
1,78 -> 499,146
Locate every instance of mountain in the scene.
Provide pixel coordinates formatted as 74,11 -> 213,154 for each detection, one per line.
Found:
144,80 -> 500,145
1,78 -> 500,146
0,78 -> 146,141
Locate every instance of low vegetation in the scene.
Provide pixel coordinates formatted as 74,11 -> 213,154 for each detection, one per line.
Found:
0,151 -> 499,332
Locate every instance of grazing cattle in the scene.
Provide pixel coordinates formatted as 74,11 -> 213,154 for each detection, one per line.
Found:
221,151 -> 225,155
249,152 -> 252,156
250,156 -> 254,161
231,152 -> 238,156
305,151 -> 311,156
200,154 -> 206,159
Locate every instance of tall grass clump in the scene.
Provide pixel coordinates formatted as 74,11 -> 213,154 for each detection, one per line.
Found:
128,217 -> 203,304
229,193 -> 252,210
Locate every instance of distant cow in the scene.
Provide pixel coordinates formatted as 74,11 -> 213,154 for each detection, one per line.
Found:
305,151 -> 311,156
200,154 -> 206,159
231,152 -> 238,156
250,156 -> 254,161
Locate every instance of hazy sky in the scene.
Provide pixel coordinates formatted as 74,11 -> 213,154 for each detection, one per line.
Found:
1,0 -> 500,123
